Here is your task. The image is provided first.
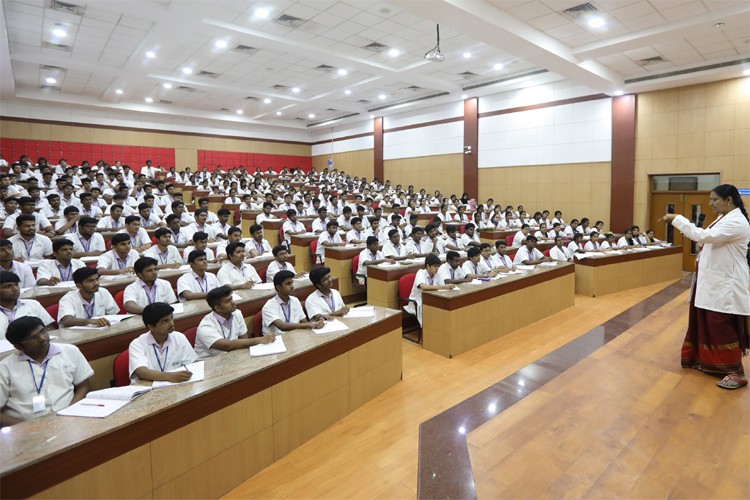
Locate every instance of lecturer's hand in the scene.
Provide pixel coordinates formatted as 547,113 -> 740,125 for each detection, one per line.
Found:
658,214 -> 677,223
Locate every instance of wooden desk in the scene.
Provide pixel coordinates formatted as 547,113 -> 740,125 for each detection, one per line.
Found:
0,309 -> 402,499
479,229 -> 515,244
207,194 -> 225,215
240,210 -> 259,236
324,245 -> 366,302
290,233 -> 319,273
422,262 -> 575,358
574,246 -> 682,297
261,219 -> 285,248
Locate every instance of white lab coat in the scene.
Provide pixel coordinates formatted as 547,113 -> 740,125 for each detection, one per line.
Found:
672,208 -> 750,315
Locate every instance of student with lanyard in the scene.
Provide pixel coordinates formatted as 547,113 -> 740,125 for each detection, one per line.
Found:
9,214 -> 53,261
0,316 -> 93,426
461,223 -> 482,248
217,241 -> 261,289
490,240 -> 514,271
182,231 -> 218,264
550,236 -> 573,262
2,196 -> 54,238
305,266 -> 350,320
435,251 -> 471,285
119,215 -> 152,252
513,236 -> 551,265
356,236 -> 394,281
282,209 -> 307,247
143,228 -> 183,269
36,239 -> 86,286
164,213 -> 190,249
57,267 -> 120,328
479,243 -> 498,271
96,204 -> 125,231
69,216 -> 106,258
462,246 -> 499,278
583,231 -> 602,252
97,233 -> 139,276
54,206 -> 80,236
405,254 -> 454,326
123,257 -> 178,315
176,250 -> 220,302
261,270 -> 323,336
345,217 -> 368,244
567,232 -> 586,254
438,225 -> 464,253
382,228 -> 413,260
137,203 -> 162,229
246,224 -> 272,258
128,302 -> 197,384
404,226 -> 433,257
316,221 -> 344,264
256,202 -> 275,225
0,239 -> 35,288
266,245 -> 304,283
0,271 -> 54,337
213,208 -> 233,240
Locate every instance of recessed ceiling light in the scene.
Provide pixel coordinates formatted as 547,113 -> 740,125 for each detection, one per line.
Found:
52,28 -> 67,37
146,51 -> 156,58
291,87 -> 300,93
45,77 -> 57,84
369,114 -> 375,119
614,90 -> 624,96
461,94 -> 467,99
743,69 -> 750,76
588,17 -> 606,28
215,40 -> 228,49
145,97 -> 154,103
388,48 -> 400,57
276,111 -> 282,116
378,94 -> 386,100
493,63 -> 504,70
115,89 -> 123,95
263,98 -> 271,104
308,113 -> 315,118
255,7 -> 270,19
182,67 -> 193,74
337,68 -> 348,76
463,51 -> 471,59
236,109 -> 243,114
163,83 -> 172,89
344,89 -> 351,95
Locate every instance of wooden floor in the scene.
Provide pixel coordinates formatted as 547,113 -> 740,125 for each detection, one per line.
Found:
224,280 -> 749,499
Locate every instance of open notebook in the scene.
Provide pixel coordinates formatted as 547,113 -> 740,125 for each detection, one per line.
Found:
57,386 -> 152,418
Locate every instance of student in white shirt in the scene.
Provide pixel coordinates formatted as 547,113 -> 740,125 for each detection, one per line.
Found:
345,217 -> 367,244
382,228 -> 411,260
266,245 -> 304,283
405,254 -> 453,326
36,239 -> 86,286
512,224 -> 531,247
567,233 -> 586,255
143,228 -> 183,269
550,236 -> 573,262
563,219 -> 581,237
261,270 -> 323,335
404,226 -> 433,257
96,204 -> 126,231
0,316 -> 93,425
244,224 -> 272,258
9,215 -> 53,261
164,213 -> 191,249
438,225 -> 464,253
256,202 -> 275,225
68,217 -> 106,258
305,266 -> 349,320
601,233 -> 619,251
490,240 -> 514,271
58,267 -> 120,328
119,216 -> 152,253
0,271 -> 55,337
459,223 -> 480,248
123,257 -> 178,315
552,211 -> 565,227
215,226 -> 243,259
217,242 -> 262,288
461,246 -> 498,278
97,233 -> 140,275
128,302 -> 197,384
356,237 -> 394,279
435,251 -> 470,285
176,250 -> 220,301
54,206 -> 80,236
0,239 -> 35,288
617,227 -> 641,249
644,229 -> 661,245
311,207 -> 329,234
281,209 -> 306,246
513,236 -> 551,265
316,221 -> 344,263
195,286 -> 274,357
185,209 -> 217,242
583,231 -> 602,252
2,197 -> 54,238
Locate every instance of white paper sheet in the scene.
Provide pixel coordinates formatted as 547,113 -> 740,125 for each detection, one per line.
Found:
171,303 -> 185,314
344,307 -> 375,318
80,256 -> 100,263
539,262 -> 558,267
57,398 -> 129,418
312,318 -> 349,335
249,336 -> 287,356
253,282 -> 275,290
87,385 -> 152,401
515,265 -> 535,271
152,361 -> 205,388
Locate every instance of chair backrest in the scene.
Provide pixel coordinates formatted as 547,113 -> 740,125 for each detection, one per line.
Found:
507,250 -> 517,262
114,290 -> 126,314
252,312 -> 263,338
105,239 -> 113,251
183,326 -> 198,347
258,266 -> 267,283
112,350 -> 130,387
351,254 -> 359,276
543,248 -> 550,257
45,303 -> 59,329
279,225 -> 285,243
309,239 -> 318,260
505,235 -> 514,246
398,273 -> 416,302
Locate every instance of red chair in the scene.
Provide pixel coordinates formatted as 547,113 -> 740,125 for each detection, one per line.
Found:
309,240 -> 323,266
45,303 -> 59,329
543,249 -> 551,258
258,266 -> 267,283
183,326 -> 198,347
112,350 -> 130,387
507,250 -> 517,262
105,239 -> 113,251
398,273 -> 422,343
505,235 -> 514,246
279,226 -> 286,248
252,312 -> 263,338
114,290 -> 126,314
351,254 -> 367,290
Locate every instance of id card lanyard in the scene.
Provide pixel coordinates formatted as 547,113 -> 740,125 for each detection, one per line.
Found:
28,360 -> 50,413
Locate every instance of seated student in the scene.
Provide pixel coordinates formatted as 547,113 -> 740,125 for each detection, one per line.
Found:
143,228 -> 183,269
403,214 -> 420,238
266,245 -> 304,283
305,266 -> 349,320
337,206 -> 355,231
512,224 -> 531,247
215,226 -> 243,258
617,227 -> 640,249
9,214 -> 53,261
119,215 -> 152,252
58,267 -> 120,328
478,243 -> 498,271
164,213 -> 190,248
98,233 -> 139,275
460,223 -> 481,248
36,239 -> 86,285
213,208 -> 233,240
435,250 -> 470,285
246,224 -> 272,258
311,207 -> 329,234
261,270 -> 323,335
534,223 -> 554,241
593,220 -> 606,236
123,257 -> 178,314
78,192 -> 102,219
600,232 -> 619,251
68,216 -> 106,258
404,254 -> 453,326
0,316 -> 93,426
185,208 -> 217,243
364,217 -> 384,244
176,250 -> 220,301
563,219 -> 580,237
282,209 -> 306,246
550,236 -> 573,262
0,271 -> 54,336
217,242 -> 261,288
644,228 -> 661,244
2,196 -> 54,238
454,205 -> 469,223
128,302 -> 197,384
195,286 -> 275,357
438,225 -> 464,253
96,204 -> 126,231
0,239 -> 34,288
256,201 -> 275,225
137,203 -> 162,229
41,193 -> 65,219
356,236 -> 394,279
513,236 -> 551,265
183,231 -> 217,263
54,206 -> 80,236
583,231 -> 602,252
404,226 -> 432,257
567,232 -> 586,254
382,228 -> 412,260
345,217 -> 367,244
552,210 -> 565,227
551,222 -> 563,237
316,221 -> 344,263
461,246 -> 499,278
490,240 -> 514,271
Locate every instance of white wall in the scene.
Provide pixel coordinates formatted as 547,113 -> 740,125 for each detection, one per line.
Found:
479,80 -> 601,113
383,101 -> 463,130
310,121 -> 374,156
383,121 -> 463,160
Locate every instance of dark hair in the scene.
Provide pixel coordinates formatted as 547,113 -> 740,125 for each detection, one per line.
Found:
272,245 -> 287,257
713,184 -> 749,221
125,215 -> 140,225
73,266 -> 98,284
111,233 -> 130,246
142,302 -> 174,328
495,240 -> 506,249
425,254 -> 441,266
479,242 -> 491,251
217,208 -> 230,216
225,241 -> 245,257
446,250 -> 460,260
309,266 -> 330,287
0,271 -> 20,284
0,239 -> 11,248
249,224 -> 263,235
52,238 -> 74,252
351,217 -> 362,225
206,285 -> 233,310
467,246 -> 481,258
465,223 -> 475,231
526,235 -> 538,243
187,250 -> 206,263
366,236 -> 379,246
153,228 -> 169,240
273,269 -> 295,287
138,202 -> 149,211
79,216 -> 97,227
6,316 -> 44,344
326,221 -> 339,229
192,231 -> 208,243
134,256 -> 158,274
286,209 -> 296,218
227,226 -> 242,236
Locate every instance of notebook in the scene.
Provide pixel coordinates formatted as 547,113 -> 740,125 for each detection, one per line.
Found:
151,361 -> 205,388
57,386 -> 152,418
312,319 -> 349,335
249,336 -> 287,356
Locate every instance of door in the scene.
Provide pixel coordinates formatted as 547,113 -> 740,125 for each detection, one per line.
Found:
649,192 -> 715,271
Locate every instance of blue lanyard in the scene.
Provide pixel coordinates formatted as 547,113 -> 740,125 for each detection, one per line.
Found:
152,344 -> 169,372
57,263 -> 72,282
28,360 -> 49,394
195,274 -> 207,293
219,317 -> 233,339
143,284 -> 157,304
324,294 -> 335,312
280,302 -> 291,322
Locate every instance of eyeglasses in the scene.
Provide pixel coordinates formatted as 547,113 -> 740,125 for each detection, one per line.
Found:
20,328 -> 50,344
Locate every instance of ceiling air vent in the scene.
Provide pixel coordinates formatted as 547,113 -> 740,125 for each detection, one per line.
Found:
405,85 -> 423,91
159,100 -> 173,104
562,3 -> 598,18
274,14 -> 305,28
294,117 -> 306,121
326,108 -> 337,111
272,84 -> 288,90
41,64 -> 66,72
458,71 -> 479,79
233,44 -> 259,55
244,96 -> 260,101
42,41 -> 72,52
197,70 -> 219,78
314,64 -> 336,72
39,84 -> 61,91
176,86 -> 196,92
639,56 -> 666,66
357,99 -> 371,104
364,42 -> 388,53
50,0 -> 84,16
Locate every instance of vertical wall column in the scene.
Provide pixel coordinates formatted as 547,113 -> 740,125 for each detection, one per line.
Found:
374,117 -> 384,182
610,95 -> 636,231
463,98 -> 478,199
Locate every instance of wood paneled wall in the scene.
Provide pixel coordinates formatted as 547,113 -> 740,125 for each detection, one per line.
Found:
312,149 -> 374,180
634,78 -> 750,224
0,118 -> 310,169
383,153 -> 463,196
478,162 -> 611,224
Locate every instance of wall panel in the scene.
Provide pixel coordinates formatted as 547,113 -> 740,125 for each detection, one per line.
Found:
312,149 -> 374,180
383,154 -> 463,196
383,121 -> 463,160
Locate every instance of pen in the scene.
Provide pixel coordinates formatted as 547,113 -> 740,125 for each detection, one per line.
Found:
182,364 -> 190,372
81,403 -> 106,407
